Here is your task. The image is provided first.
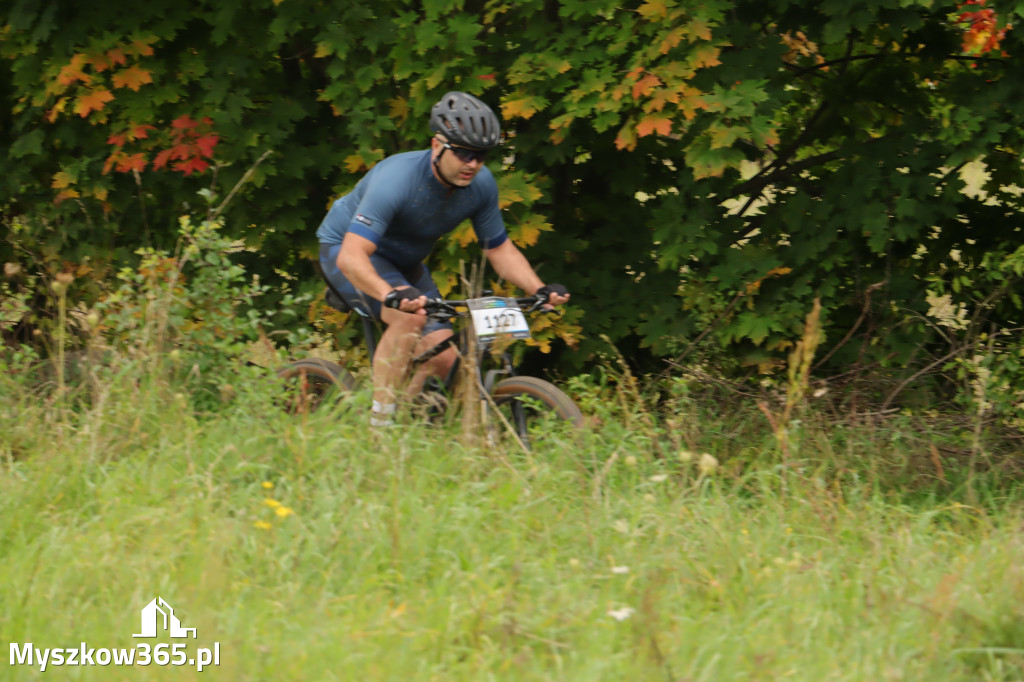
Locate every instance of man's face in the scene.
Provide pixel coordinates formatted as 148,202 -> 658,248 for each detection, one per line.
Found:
431,137 -> 487,188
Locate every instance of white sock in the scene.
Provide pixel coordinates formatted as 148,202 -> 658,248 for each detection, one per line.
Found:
371,401 -> 396,427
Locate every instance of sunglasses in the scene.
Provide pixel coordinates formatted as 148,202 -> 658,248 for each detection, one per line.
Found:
443,143 -> 489,164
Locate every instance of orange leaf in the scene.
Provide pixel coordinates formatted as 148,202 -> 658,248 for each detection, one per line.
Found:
106,48 -> 128,67
636,115 -> 672,138
46,97 -> 69,123
57,55 -> 91,87
114,152 -> 148,173
112,66 -> 152,92
631,74 -> 662,100
88,52 -> 112,73
615,124 -> 638,151
645,87 -> 682,112
107,132 -> 127,147
691,46 -> 722,69
54,189 -> 81,204
659,27 -> 687,54
74,89 -> 114,118
132,124 -> 155,139
130,37 -> 156,57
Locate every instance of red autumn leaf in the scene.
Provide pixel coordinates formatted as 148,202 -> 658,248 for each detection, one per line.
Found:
174,157 -> 210,176
112,66 -> 153,92
477,73 -> 496,80
194,134 -> 220,158
74,88 -> 115,117
152,148 -> 174,170
107,132 -> 127,147
132,124 -> 156,139
170,143 -> 193,160
171,115 -> 199,130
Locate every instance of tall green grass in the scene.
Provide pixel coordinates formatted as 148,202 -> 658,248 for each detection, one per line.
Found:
2,364 -> 1024,681
3,219 -> 1022,680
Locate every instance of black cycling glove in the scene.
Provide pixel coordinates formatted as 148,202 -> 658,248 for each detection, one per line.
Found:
383,286 -> 425,309
535,284 -> 569,302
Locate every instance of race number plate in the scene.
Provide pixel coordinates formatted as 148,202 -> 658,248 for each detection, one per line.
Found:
467,297 -> 531,343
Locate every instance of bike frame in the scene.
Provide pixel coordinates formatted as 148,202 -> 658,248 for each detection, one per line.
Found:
356,296 -> 542,397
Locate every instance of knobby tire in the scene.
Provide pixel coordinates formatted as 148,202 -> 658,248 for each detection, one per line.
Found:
490,376 -> 583,445
276,358 -> 355,413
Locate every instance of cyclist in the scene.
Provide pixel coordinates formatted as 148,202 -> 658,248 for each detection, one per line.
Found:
317,91 -> 570,426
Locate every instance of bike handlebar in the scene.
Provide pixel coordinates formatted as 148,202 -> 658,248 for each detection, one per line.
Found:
421,295 -> 550,320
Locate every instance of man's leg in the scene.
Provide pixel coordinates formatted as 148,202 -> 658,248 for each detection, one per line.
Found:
374,300 -> 428,424
406,328 -> 458,399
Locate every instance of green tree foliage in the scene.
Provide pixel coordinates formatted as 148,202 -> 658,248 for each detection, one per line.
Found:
3,0 -> 1024,406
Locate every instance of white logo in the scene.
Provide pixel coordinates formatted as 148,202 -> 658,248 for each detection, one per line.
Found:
132,597 -> 196,639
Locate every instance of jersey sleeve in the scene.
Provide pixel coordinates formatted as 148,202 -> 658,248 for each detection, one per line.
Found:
346,168 -> 403,245
470,170 -> 508,250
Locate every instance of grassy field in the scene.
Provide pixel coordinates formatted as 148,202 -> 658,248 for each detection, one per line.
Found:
3,367 -> 1024,681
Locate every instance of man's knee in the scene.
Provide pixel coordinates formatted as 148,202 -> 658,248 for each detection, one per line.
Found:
382,309 -> 428,336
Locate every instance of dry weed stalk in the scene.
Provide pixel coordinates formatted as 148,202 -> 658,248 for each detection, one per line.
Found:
759,297 -> 822,460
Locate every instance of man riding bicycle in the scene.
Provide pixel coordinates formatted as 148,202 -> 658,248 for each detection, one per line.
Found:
316,91 -> 570,426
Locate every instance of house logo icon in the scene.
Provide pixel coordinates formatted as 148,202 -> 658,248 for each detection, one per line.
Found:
132,597 -> 197,639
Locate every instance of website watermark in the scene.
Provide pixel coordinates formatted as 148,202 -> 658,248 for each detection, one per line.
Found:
9,597 -> 221,673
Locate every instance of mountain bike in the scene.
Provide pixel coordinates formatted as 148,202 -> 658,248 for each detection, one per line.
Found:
276,286 -> 583,448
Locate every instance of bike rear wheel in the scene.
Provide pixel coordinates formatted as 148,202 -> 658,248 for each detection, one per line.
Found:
276,358 -> 355,413
490,376 -> 583,447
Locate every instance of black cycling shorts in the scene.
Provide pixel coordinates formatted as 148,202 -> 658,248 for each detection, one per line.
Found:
319,243 -> 452,336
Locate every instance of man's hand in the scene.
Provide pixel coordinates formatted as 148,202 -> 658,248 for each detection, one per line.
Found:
535,283 -> 570,308
383,286 -> 427,314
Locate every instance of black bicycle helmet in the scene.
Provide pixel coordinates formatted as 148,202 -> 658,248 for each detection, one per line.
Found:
430,91 -> 501,149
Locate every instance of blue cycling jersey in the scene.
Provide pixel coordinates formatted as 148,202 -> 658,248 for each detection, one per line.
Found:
315,150 -> 507,270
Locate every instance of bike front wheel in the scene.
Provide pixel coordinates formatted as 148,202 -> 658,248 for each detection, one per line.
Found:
275,358 -> 355,413
490,376 -> 583,447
